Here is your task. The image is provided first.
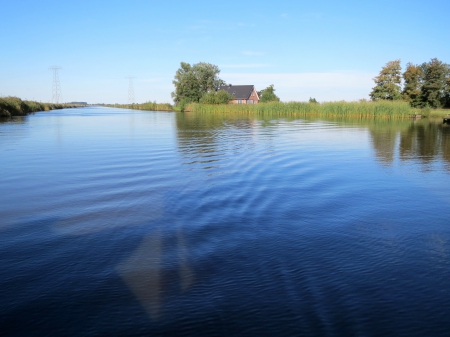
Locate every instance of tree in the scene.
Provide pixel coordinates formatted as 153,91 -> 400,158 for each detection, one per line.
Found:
444,75 -> 450,108
171,62 -> 225,106
370,60 -> 402,101
420,58 -> 450,108
402,62 -> 423,108
199,90 -> 233,104
309,97 -> 318,104
259,84 -> 280,103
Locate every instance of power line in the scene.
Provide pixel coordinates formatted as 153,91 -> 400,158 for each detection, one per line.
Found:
126,76 -> 135,104
49,66 -> 62,103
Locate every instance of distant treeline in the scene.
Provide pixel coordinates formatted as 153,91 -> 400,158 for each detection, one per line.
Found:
370,58 -> 450,108
0,96 -> 84,118
186,101 -> 413,119
108,101 -> 174,111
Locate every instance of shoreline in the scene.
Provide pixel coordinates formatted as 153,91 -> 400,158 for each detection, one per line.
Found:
4,97 -> 448,120
0,97 -> 85,118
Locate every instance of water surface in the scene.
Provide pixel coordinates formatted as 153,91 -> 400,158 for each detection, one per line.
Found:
1,107 -> 449,336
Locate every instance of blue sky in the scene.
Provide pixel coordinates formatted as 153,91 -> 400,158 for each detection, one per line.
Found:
1,0 -> 449,103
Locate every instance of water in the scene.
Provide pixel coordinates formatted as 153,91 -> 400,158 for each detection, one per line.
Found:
1,107 -> 449,336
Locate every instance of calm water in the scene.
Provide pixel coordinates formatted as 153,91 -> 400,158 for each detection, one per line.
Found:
1,107 -> 449,336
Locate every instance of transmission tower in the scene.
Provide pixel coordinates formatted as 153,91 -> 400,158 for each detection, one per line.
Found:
126,76 -> 135,104
49,66 -> 62,103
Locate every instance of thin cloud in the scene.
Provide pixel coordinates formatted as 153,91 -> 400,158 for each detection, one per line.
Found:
192,20 -> 255,31
199,20 -> 217,24
220,63 -> 270,69
237,22 -> 256,27
140,78 -> 166,83
187,25 -> 203,30
242,51 -> 265,56
222,71 -> 374,88
176,36 -> 211,45
221,71 -> 376,101
301,12 -> 323,20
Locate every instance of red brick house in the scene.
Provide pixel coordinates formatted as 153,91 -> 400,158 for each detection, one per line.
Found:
219,85 -> 259,104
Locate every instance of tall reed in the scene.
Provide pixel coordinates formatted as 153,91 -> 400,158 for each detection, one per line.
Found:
109,101 -> 174,112
185,101 -> 413,119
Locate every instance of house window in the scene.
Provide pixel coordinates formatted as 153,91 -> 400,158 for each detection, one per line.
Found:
248,100 -> 253,104
237,100 -> 242,104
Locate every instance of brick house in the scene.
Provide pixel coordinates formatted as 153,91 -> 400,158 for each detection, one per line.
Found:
218,84 -> 259,104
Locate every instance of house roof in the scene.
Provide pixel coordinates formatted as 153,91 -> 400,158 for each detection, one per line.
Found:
219,85 -> 256,100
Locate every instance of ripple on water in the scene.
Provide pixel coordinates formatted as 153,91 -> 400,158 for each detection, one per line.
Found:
1,109 -> 450,336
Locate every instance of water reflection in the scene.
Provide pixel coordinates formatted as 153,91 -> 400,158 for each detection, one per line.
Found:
177,226 -> 195,292
175,112 -> 259,171
175,113 -> 225,167
0,116 -> 27,124
117,231 -> 164,319
367,121 -> 401,165
116,225 -> 195,321
368,119 -> 450,170
399,122 -> 450,164
175,112 -> 450,172
2,108 -> 450,335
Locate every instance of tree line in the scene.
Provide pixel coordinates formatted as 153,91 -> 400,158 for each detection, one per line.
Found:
171,62 -> 279,111
370,58 -> 450,108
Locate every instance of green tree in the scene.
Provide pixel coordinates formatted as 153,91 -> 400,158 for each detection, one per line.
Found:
402,62 -> 423,108
420,58 -> 450,108
171,62 -> 225,107
199,90 -> 233,104
370,60 -> 402,101
444,75 -> 450,108
259,84 -> 280,103
309,97 -> 318,104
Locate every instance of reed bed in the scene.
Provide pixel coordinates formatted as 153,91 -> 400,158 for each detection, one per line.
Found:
425,108 -> 450,117
110,101 -> 174,112
0,96 -> 82,117
186,101 -> 413,119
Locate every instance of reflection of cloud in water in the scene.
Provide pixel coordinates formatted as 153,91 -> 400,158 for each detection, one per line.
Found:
117,225 -> 195,320
427,233 -> 449,267
117,231 -> 163,320
177,226 -> 195,292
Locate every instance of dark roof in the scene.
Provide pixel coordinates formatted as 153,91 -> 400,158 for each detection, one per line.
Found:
219,85 -> 255,100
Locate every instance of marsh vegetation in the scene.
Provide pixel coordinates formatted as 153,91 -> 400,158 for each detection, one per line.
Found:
0,97 -> 84,118
108,101 -> 174,112
185,101 -> 413,119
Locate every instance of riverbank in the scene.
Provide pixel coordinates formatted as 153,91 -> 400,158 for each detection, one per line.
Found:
108,99 -> 449,119
107,101 -> 174,112
423,108 -> 450,117
0,97 -> 85,118
185,101 -> 415,118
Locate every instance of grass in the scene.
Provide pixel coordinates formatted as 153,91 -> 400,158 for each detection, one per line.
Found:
424,108 -> 450,117
185,100 -> 414,119
0,96 -> 84,117
108,101 -> 174,112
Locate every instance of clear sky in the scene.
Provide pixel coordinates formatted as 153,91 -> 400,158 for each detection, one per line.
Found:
1,0 -> 449,104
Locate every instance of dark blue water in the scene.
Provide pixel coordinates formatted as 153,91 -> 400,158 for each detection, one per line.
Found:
1,107 -> 449,336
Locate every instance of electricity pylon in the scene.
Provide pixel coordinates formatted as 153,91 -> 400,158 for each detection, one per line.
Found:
49,66 -> 62,103
126,76 -> 135,104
